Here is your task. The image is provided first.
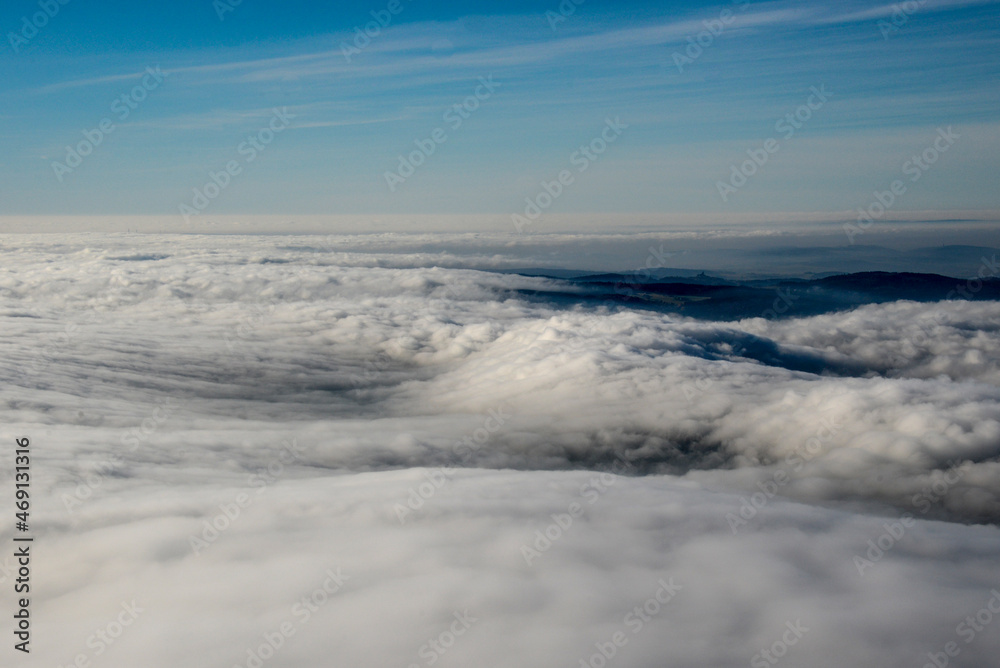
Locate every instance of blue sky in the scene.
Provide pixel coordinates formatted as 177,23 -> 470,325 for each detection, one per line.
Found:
1,0 -> 998,221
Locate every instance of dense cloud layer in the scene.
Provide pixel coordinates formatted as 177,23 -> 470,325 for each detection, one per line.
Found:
1,235 -> 998,667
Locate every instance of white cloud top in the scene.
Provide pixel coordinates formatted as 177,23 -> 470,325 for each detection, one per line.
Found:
2,235 -> 998,667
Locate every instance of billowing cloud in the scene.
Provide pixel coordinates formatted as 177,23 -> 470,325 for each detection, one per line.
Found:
2,235 -> 998,667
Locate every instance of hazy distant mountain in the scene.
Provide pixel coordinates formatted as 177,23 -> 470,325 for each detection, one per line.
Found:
512,270 -> 1000,320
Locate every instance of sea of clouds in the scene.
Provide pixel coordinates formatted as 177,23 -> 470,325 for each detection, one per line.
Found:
1,234 -> 998,668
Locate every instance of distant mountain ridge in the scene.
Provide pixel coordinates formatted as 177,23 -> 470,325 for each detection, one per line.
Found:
510,270 -> 1000,320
